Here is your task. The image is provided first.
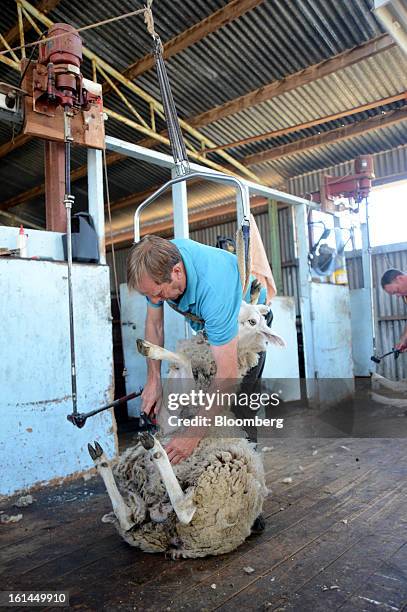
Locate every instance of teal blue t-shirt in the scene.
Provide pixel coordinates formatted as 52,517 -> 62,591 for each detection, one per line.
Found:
147,239 -> 266,346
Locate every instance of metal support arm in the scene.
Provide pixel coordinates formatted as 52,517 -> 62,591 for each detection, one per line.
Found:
134,171 -> 251,242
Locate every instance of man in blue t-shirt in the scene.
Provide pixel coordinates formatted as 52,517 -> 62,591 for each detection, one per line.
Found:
127,234 -> 267,464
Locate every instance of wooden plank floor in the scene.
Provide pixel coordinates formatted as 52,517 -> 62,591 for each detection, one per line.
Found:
1,438 -> 407,611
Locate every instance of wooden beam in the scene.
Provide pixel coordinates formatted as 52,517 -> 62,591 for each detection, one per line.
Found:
118,0 -> 265,83
105,107 -> 248,176
0,0 -> 61,48
243,108 -> 407,166
0,151 -> 123,211
44,140 -> 66,231
205,92 -> 407,152
189,34 -> 395,128
0,134 -> 31,159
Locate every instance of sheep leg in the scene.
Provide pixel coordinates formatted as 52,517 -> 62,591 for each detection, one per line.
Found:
137,339 -> 192,370
138,432 -> 196,525
372,373 -> 407,394
88,442 -> 135,531
250,278 -> 262,305
370,392 -> 407,407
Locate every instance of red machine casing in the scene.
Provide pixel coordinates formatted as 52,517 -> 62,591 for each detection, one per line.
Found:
307,156 -> 375,212
21,23 -> 104,149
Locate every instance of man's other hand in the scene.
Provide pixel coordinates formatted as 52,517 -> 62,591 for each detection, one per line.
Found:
395,340 -> 407,352
165,435 -> 202,465
141,377 -> 162,416
395,329 -> 407,353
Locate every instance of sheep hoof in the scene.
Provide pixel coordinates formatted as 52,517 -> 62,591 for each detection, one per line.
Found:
169,548 -> 186,560
138,431 -> 155,450
88,441 -> 103,460
251,514 -> 266,534
136,338 -> 149,356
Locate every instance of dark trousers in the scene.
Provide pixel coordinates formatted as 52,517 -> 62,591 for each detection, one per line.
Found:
234,308 -> 274,442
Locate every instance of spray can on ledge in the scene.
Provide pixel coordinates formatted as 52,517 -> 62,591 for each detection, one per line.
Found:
17,225 -> 28,258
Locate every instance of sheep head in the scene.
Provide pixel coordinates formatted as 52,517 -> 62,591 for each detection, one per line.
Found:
238,302 -> 286,355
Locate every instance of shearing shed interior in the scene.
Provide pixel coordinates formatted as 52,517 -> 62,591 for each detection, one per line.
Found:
1,0 -> 407,610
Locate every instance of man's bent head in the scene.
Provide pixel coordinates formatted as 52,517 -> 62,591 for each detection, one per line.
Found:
127,235 -> 185,303
381,268 -> 407,296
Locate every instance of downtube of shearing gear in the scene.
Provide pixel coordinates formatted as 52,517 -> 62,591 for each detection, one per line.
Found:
64,112 -> 78,416
153,36 -> 189,176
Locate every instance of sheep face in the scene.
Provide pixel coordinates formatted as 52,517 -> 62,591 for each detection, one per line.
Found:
238,302 -> 286,355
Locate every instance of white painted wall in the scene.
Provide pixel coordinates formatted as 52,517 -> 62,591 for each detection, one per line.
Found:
0,258 -> 115,496
0,226 -> 65,260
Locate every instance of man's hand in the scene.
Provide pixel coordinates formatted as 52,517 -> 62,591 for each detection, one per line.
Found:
165,435 -> 202,465
395,340 -> 407,352
141,376 -> 162,416
395,328 -> 407,352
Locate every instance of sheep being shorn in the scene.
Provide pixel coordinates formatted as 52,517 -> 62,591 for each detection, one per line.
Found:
89,301 -> 285,559
138,302 -> 285,385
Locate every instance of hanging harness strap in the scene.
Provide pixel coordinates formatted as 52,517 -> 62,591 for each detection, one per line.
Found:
166,301 -> 204,324
236,220 -> 251,296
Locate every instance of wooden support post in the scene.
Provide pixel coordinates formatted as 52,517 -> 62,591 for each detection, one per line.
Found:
268,200 -> 283,295
44,140 -> 66,232
17,3 -> 26,59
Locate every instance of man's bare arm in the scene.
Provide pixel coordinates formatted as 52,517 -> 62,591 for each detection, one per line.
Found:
142,306 -> 164,415
211,337 -> 238,379
165,337 -> 238,464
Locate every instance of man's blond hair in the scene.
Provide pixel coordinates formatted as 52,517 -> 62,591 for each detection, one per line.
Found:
127,235 -> 182,290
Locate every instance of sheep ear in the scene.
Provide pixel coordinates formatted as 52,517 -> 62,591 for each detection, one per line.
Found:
268,332 -> 286,347
257,305 -> 269,315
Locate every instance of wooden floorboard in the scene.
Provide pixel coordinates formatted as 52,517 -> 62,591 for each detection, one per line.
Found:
1,439 -> 406,611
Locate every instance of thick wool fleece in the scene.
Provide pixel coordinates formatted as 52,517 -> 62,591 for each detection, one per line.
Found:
175,333 -> 260,383
104,438 -> 267,558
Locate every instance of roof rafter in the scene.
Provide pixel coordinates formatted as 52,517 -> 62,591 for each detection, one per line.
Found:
0,0 -> 61,49
118,0 -> 265,83
0,134 -> 32,159
188,34 -> 395,128
243,108 -> 407,166
0,152 -> 123,211
205,92 -> 407,153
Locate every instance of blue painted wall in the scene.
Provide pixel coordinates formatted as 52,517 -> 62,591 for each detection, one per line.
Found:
0,257 -> 116,496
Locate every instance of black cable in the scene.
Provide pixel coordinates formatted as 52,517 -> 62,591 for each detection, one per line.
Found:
153,36 -> 189,173
18,29 -> 47,88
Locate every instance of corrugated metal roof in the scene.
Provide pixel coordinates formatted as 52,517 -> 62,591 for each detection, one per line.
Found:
199,46 -> 407,152
135,0 -> 383,117
0,0 -> 406,233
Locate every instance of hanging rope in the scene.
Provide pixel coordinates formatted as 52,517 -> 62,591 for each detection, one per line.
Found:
1,7 -> 149,57
236,221 -> 251,295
